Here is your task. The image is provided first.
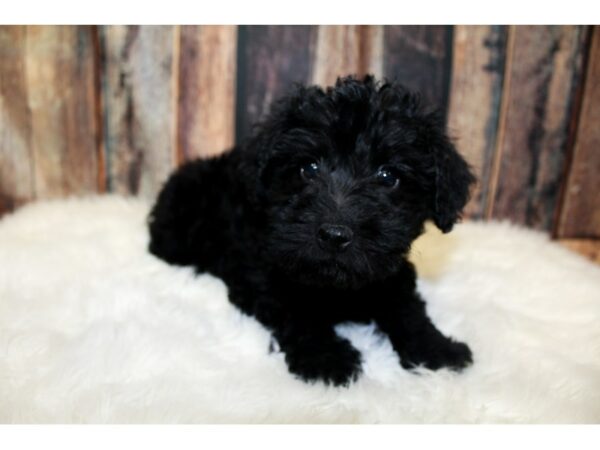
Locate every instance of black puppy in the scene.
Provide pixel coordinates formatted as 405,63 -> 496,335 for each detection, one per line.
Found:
149,75 -> 475,386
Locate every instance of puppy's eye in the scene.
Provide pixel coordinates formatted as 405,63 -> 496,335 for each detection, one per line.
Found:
375,166 -> 400,188
300,161 -> 320,181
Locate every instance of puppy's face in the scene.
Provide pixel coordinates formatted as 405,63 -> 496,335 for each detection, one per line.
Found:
248,76 -> 474,289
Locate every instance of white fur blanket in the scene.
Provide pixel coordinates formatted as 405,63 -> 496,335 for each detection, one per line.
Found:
1,196 -> 599,423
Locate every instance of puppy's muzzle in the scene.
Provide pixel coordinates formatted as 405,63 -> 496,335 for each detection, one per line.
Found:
317,224 -> 353,252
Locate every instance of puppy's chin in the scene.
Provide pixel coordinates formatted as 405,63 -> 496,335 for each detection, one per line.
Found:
273,257 -> 383,290
298,267 -> 366,290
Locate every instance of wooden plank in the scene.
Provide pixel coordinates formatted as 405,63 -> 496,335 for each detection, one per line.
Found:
559,239 -> 600,265
360,26 -> 384,80
383,26 -> 453,114
447,26 -> 507,220
312,26 -> 360,87
178,26 -> 237,161
235,26 -> 317,142
101,25 -> 178,198
24,25 -> 100,199
557,27 -> 600,238
0,26 -> 35,216
487,26 -> 588,231
311,26 -> 383,87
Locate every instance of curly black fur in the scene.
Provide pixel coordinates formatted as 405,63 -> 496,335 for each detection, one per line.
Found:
148,75 -> 476,386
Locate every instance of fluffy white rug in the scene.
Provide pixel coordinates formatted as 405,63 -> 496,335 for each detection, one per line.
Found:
0,196 -> 599,423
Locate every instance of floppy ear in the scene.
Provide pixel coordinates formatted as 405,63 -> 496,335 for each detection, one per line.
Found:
430,131 -> 476,233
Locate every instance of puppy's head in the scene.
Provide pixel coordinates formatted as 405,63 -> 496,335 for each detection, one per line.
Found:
244,75 -> 475,289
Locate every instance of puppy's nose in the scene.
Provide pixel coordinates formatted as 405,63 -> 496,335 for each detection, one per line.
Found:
317,224 -> 353,252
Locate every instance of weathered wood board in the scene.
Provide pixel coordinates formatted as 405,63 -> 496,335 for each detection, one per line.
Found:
383,26 -> 453,116
0,26 -> 101,208
311,25 -> 383,87
0,26 -> 35,215
100,25 -> 178,198
178,25 -> 237,161
447,26 -> 507,219
557,26 -> 600,238
487,26 -> 588,231
235,26 -> 317,142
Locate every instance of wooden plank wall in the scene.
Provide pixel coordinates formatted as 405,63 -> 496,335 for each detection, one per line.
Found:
0,25 -> 101,212
447,26 -> 507,220
0,26 -> 34,213
488,26 -> 588,231
101,25 -> 178,197
557,26 -> 600,238
1,25 -> 599,245
178,26 -> 237,161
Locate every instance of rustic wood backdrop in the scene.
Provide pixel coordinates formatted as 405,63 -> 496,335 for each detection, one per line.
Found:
1,25 -> 599,244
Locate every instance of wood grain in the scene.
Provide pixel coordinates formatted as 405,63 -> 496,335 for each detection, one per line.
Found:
360,26 -> 384,81
383,26 -> 453,115
0,26 -> 34,216
487,26 -> 588,231
24,26 -> 100,199
1,25 -> 598,238
557,26 -> 600,238
235,26 -> 317,142
178,26 -> 237,161
100,25 -> 178,198
559,239 -> 600,264
447,26 -> 507,220
312,26 -> 383,87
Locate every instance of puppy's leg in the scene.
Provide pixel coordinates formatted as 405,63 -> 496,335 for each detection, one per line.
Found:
227,280 -> 362,387
375,290 -> 472,371
273,321 -> 363,386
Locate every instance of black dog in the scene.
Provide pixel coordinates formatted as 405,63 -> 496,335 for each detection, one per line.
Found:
148,75 -> 475,386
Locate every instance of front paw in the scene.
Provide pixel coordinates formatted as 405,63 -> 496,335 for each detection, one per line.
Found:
400,338 -> 473,372
284,337 -> 363,386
